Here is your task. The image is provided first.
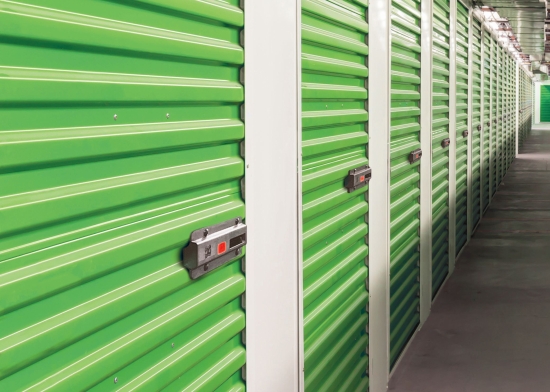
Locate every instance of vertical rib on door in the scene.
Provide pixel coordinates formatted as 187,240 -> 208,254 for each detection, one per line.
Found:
496,46 -> 503,185
491,39 -> 498,196
482,30 -> 491,211
520,69 -> 525,147
431,0 -> 450,297
504,54 -> 510,172
0,1 -> 246,391
509,56 -> 516,167
471,19 -> 482,229
301,1 -> 370,390
390,0 -> 421,367
455,2 -> 469,254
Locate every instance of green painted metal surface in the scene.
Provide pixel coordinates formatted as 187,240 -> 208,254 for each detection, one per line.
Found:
540,84 -> 550,122
504,54 -> 510,172
507,55 -> 515,169
482,30 -> 491,211
520,70 -> 533,144
301,0 -> 369,390
490,39 -> 499,198
455,2 -> 469,254
0,1 -> 246,391
431,0 -> 450,298
390,0 -> 421,367
471,19 -> 482,229
496,46 -> 504,185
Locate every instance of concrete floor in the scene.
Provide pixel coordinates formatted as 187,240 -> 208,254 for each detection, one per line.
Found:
388,126 -> 550,392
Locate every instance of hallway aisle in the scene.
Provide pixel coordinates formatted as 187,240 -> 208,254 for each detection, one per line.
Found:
388,128 -> 550,392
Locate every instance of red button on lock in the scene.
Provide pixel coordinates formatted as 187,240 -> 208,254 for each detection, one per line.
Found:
217,241 -> 227,255
360,175 -> 365,182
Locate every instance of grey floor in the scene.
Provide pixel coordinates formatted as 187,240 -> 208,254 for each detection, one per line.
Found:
389,126 -> 550,392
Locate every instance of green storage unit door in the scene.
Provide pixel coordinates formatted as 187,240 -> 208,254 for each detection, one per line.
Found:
509,57 -> 515,167
491,39 -> 498,196
0,1 -> 246,391
521,70 -> 533,143
496,46 -> 503,185
520,71 -> 525,146
517,72 -> 525,147
482,30 -> 491,211
390,0 -> 421,367
504,53 -> 508,167
471,19 -> 482,229
518,67 -> 527,147
301,1 -> 369,390
504,53 -> 514,172
455,2 -> 468,254
541,85 -> 550,122
505,55 -> 511,169
431,0 -> 450,297
505,57 -> 510,168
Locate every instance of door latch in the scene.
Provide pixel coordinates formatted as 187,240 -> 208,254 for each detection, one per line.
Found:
183,218 -> 247,279
345,165 -> 372,193
441,138 -> 450,148
408,149 -> 422,164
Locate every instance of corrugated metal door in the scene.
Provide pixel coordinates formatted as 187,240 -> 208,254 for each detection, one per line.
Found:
482,30 -> 491,210
504,53 -> 513,168
520,70 -> 525,147
520,70 -> 532,144
471,19 -> 482,229
503,52 -> 508,170
455,2 -> 469,254
0,1 -> 246,391
496,46 -> 503,185
541,86 -> 550,122
431,0 -> 450,297
504,55 -> 510,171
491,39 -> 498,196
508,56 -> 514,168
521,71 -> 525,146
390,0 -> 421,367
301,1 -> 370,389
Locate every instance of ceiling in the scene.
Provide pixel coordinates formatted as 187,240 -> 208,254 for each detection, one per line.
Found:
481,0 -> 547,68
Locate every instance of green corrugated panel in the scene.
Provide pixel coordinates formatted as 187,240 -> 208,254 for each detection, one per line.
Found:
521,70 -> 533,144
455,2 -> 468,255
390,0 -> 421,367
508,56 -> 515,168
491,39 -> 498,196
431,0 -> 450,298
496,46 -> 503,185
540,84 -> 550,122
505,53 -> 513,168
504,55 -> 508,169
471,19 -> 482,229
508,57 -> 511,163
482,31 -> 491,211
520,71 -> 526,146
301,1 -> 369,390
0,1 -> 246,390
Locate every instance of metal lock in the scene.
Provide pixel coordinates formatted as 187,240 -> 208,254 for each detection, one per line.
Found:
441,138 -> 450,148
183,218 -> 247,279
494,118 -> 497,124
463,130 -> 469,138
408,148 -> 422,164
345,165 -> 372,193
477,125 -> 481,131
486,121 -> 490,127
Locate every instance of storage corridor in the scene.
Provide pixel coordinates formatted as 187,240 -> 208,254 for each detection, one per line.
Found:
389,127 -> 550,392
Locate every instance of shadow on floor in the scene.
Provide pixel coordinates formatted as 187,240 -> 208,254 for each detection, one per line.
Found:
388,128 -> 550,392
